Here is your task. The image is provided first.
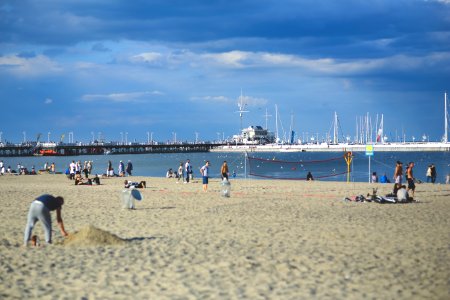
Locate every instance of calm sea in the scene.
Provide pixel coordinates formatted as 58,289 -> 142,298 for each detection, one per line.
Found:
1,151 -> 449,183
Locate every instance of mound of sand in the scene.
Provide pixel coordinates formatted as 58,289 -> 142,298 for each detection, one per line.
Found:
61,225 -> 125,247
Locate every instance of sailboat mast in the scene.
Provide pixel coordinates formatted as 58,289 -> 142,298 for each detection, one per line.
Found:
275,104 -> 279,143
445,91 -> 448,143
333,111 -> 338,144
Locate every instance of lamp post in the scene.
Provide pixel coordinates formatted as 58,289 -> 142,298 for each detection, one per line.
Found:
151,132 -> 153,144
47,132 -> 51,143
172,132 -> 176,144
23,131 -> 26,143
195,132 -> 199,144
120,132 -> 123,144
91,131 -> 94,143
125,132 -> 128,144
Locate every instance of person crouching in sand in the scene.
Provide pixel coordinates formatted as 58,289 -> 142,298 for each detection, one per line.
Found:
24,194 -> 68,247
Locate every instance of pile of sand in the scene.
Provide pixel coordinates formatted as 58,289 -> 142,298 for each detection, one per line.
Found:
61,225 -> 125,247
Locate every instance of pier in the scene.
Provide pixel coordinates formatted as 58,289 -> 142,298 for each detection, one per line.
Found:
0,142 -> 224,157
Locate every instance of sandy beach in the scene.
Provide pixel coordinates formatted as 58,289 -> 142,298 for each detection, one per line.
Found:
1,174 -> 449,299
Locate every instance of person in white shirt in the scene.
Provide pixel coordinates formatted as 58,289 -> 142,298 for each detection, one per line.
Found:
200,161 -> 210,192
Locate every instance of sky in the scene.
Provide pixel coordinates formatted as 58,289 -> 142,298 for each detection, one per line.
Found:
1,0 -> 450,144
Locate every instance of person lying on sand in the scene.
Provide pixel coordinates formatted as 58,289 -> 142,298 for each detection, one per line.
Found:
24,194 -> 68,247
124,180 -> 146,189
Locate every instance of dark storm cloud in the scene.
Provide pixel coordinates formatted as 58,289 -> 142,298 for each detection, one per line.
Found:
2,0 -> 449,58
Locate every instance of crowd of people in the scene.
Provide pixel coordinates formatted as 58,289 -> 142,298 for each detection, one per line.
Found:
0,160 -> 58,175
165,159 -> 237,192
15,156 -> 449,247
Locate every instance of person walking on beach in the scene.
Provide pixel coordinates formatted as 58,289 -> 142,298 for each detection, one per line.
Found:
126,160 -> 133,176
118,160 -> 125,177
200,161 -> 210,192
69,160 -> 76,180
177,162 -> 184,183
406,162 -> 416,199
87,161 -> 93,175
24,194 -> 68,247
430,164 -> 437,183
221,161 -> 229,180
107,160 -> 113,177
185,159 -> 191,183
426,165 -> 432,183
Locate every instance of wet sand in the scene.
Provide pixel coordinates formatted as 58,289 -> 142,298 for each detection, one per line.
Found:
1,174 -> 449,299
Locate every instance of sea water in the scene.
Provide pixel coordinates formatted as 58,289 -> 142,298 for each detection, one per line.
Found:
1,151 -> 448,183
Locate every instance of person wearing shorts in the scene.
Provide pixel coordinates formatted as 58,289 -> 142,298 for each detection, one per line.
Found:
393,161 -> 403,193
406,162 -> 416,199
24,194 -> 68,246
200,161 -> 210,192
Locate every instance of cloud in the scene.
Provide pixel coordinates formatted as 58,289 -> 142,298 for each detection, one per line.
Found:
44,98 -> 53,104
130,52 -> 164,66
202,51 -> 250,68
426,0 -> 450,4
91,43 -> 111,52
190,95 -> 231,103
0,54 -> 62,76
81,91 -> 164,102
236,95 -> 268,107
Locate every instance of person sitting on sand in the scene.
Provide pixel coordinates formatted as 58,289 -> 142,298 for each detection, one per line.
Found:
379,173 -> 389,183
124,180 -> 146,189
92,174 -> 101,185
306,171 -> 314,181
24,194 -> 68,246
75,173 -> 92,185
396,184 -> 409,203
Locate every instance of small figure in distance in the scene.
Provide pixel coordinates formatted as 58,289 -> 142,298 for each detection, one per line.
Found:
371,172 -> 378,183
306,171 -> 314,181
124,179 -> 146,189
406,162 -> 416,200
430,164 -> 437,184
166,168 -> 174,178
177,162 -> 184,183
379,173 -> 389,183
24,194 -> 68,247
74,173 -> 92,185
92,174 -> 101,185
396,184 -> 409,203
126,160 -> 133,176
200,161 -> 210,192
221,161 -> 229,181
426,165 -> 432,183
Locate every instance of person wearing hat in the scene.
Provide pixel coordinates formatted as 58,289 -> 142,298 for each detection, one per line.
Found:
24,194 -> 68,247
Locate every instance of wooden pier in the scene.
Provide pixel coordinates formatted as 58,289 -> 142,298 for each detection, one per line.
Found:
0,142 -> 224,157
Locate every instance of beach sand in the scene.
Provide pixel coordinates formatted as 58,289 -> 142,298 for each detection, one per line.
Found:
1,174 -> 449,299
